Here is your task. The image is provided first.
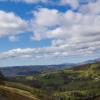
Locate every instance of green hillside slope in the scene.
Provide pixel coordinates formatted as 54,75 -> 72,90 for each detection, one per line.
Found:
0,62 -> 100,100
18,62 -> 100,100
0,71 -> 39,100
0,85 -> 39,100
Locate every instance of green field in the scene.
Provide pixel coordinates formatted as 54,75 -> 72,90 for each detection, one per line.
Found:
0,62 -> 100,100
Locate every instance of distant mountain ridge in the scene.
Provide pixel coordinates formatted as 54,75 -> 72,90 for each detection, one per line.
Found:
0,63 -> 75,77
81,58 -> 100,64
0,58 -> 100,77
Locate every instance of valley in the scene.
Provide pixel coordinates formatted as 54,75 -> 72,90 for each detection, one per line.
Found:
0,61 -> 100,100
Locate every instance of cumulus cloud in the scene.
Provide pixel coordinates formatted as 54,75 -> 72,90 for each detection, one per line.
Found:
31,8 -> 100,39
0,40 -> 100,60
0,0 -> 79,9
0,10 -> 27,39
59,0 -> 79,9
15,0 -> 79,9
0,47 -> 61,60
79,0 -> 100,14
1,0 -> 100,13
29,7 -> 100,57
0,48 -> 35,59
0,0 -> 100,62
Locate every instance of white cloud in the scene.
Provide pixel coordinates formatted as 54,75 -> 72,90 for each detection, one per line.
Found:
28,8 -> 100,57
9,36 -> 19,42
2,0 -> 100,14
0,48 -> 35,59
0,10 -> 27,39
13,0 -> 79,9
31,8 -> 100,39
79,0 -> 100,14
0,40 -> 100,60
0,0 -> 100,61
59,0 -> 79,9
0,0 -> 79,9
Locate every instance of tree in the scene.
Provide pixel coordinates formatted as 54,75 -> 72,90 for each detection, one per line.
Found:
0,71 -> 5,85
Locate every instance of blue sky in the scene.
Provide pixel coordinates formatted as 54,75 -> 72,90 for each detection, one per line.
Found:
0,0 -> 100,67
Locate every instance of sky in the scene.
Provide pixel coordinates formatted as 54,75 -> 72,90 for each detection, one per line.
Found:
0,0 -> 100,67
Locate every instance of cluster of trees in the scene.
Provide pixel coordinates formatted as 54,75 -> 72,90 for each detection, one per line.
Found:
0,71 -> 5,85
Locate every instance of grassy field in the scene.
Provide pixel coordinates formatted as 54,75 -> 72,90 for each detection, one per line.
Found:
0,62 -> 100,100
0,85 -> 39,100
16,62 -> 100,100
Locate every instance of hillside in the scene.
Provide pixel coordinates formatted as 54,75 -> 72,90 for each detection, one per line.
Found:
8,62 -> 100,100
0,64 -> 74,77
0,71 -> 39,100
0,85 -> 39,100
0,62 -> 100,100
